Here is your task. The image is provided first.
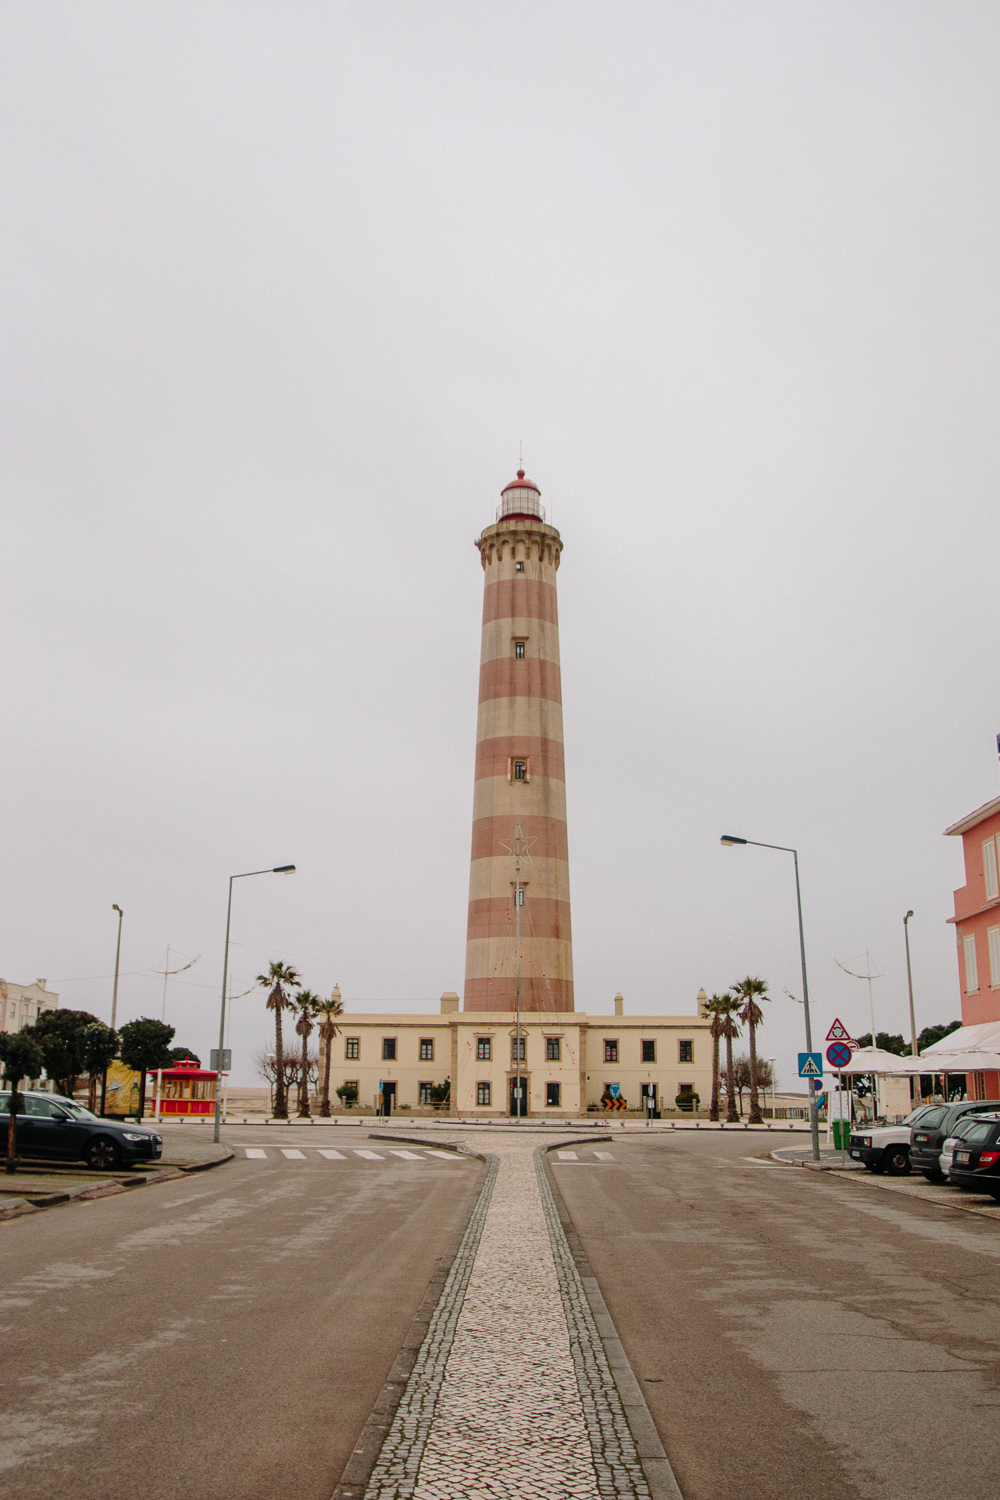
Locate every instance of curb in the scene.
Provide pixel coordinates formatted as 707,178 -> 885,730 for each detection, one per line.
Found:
0,1149 -> 233,1223
539,1148 -> 683,1499
330,1150 -> 490,1499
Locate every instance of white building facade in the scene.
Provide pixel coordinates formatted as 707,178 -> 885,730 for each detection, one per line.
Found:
0,978 -> 58,1033
321,991 -> 712,1118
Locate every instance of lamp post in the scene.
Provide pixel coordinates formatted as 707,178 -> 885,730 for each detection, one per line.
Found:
720,835 -> 820,1162
101,904 -> 124,1117
903,911 -> 917,1055
110,904 -> 124,1028
213,865 -> 296,1143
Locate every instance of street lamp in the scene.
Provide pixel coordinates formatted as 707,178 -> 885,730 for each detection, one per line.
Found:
101,904 -> 124,1118
213,865 -> 296,1143
110,905 -> 124,1028
903,911 -> 917,1056
720,834 -> 820,1162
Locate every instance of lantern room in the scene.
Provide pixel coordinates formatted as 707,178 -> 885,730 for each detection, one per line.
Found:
148,1057 -> 218,1116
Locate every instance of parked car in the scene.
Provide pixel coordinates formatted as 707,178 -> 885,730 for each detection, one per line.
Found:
948,1117 -> 1000,1198
0,1091 -> 162,1170
910,1099 -> 1000,1181
938,1112 -> 1000,1180
849,1105 -> 939,1175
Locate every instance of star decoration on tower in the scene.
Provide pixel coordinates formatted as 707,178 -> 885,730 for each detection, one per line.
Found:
500,822 -> 536,865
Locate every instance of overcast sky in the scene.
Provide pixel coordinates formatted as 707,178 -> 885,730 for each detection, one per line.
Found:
3,3 -> 999,1090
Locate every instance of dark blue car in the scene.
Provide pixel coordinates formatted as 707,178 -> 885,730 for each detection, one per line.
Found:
0,1091 -> 162,1170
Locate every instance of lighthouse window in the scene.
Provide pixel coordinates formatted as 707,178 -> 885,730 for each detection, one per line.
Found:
477,1037 -> 492,1060
382,1037 -> 397,1061
604,1039 -> 619,1063
515,640 -> 526,659
477,1081 -> 492,1106
512,1036 -> 526,1061
642,1040 -> 656,1063
420,1039 -> 434,1061
514,761 -> 526,780
679,1040 -> 694,1063
345,1037 -> 360,1060
516,560 -> 525,571
546,1082 -> 561,1107
546,1037 -> 561,1061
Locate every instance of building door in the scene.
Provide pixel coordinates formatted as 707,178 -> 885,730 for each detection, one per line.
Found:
379,1082 -> 396,1116
509,1076 -> 527,1117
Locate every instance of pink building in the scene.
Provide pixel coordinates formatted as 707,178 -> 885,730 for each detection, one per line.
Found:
945,793 -> 1000,1096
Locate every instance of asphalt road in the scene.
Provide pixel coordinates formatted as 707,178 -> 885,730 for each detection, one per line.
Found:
0,1124 -> 483,1500
553,1130 -> 1000,1500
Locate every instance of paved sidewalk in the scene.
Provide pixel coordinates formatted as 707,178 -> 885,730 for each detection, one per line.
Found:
358,1137 -> 667,1500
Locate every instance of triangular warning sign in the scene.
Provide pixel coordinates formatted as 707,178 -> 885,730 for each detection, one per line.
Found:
826,1018 -> 851,1042
800,1056 -> 822,1076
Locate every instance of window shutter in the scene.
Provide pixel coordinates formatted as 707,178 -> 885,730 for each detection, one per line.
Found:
965,935 -> 979,992
507,756 -> 512,783
984,839 -> 999,901
525,757 -> 531,783
989,928 -> 1000,988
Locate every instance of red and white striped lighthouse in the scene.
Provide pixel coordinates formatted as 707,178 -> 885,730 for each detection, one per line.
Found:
464,470 -> 573,1012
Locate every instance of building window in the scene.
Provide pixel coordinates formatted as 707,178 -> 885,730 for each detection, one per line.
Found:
989,927 -> 1000,988
477,1081 -> 492,1106
512,1036 -> 526,1061
345,1037 -> 359,1060
641,1040 -> 656,1063
420,1038 -> 434,1061
382,1037 -> 397,1061
964,935 -> 979,993
514,760 -> 526,780
515,640 -> 526,659
419,1082 -> 433,1104
477,1036 -> 492,1060
604,1039 -> 618,1063
546,1036 -> 561,1061
679,1040 -> 693,1063
516,560 -> 525,571
546,1082 -> 561,1107
985,839 -> 999,901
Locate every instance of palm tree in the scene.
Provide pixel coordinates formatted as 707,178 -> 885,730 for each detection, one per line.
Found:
256,961 -> 300,1118
731,975 -> 769,1125
292,991 -> 320,1118
315,986 -> 343,1118
704,995 -> 730,1122
717,997 -> 742,1123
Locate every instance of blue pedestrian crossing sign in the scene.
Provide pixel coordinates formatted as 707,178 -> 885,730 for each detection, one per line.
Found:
798,1052 -> 824,1078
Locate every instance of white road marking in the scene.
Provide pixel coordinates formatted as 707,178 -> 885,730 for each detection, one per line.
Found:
593,1151 -> 615,1161
557,1151 -> 578,1160
280,1149 -> 307,1159
318,1149 -> 347,1160
740,1158 -> 787,1168
354,1150 -> 384,1160
244,1148 -> 267,1159
424,1149 -> 461,1160
388,1150 -> 424,1160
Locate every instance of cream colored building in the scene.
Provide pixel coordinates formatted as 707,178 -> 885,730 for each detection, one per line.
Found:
321,990 -> 713,1118
0,978 -> 58,1033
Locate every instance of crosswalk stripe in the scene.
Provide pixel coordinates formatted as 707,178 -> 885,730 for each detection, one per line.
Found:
281,1148 -> 307,1159
244,1148 -> 267,1159
424,1149 -> 461,1160
354,1149 -> 384,1160
318,1148 -> 347,1160
557,1151 -> 578,1160
593,1151 -> 615,1160
388,1150 -> 424,1159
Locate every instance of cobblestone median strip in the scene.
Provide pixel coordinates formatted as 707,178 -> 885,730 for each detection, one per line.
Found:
351,1138 -> 674,1500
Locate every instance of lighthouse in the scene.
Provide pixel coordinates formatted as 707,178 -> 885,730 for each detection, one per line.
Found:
463,470 -> 573,1012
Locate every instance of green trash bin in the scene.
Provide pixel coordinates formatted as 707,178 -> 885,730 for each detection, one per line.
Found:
832,1118 -> 850,1149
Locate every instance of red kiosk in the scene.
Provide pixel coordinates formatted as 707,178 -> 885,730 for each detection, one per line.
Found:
147,1057 -> 218,1117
